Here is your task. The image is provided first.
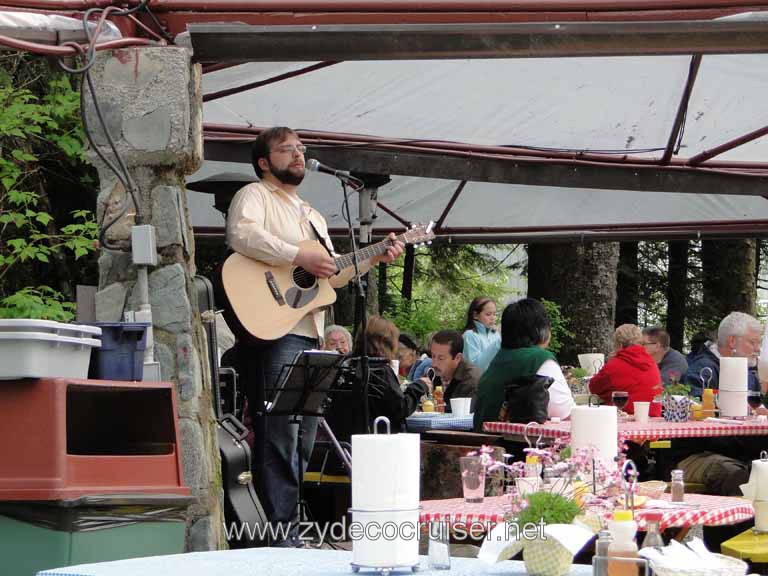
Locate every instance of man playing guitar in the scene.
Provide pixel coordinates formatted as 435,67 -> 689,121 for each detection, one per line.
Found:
224,127 -> 403,547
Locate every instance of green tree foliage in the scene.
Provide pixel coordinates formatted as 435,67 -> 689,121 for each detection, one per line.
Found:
0,54 -> 98,320
384,244 -> 514,341
541,298 -> 572,355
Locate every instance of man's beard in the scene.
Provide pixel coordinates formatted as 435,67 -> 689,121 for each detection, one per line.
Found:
269,159 -> 305,186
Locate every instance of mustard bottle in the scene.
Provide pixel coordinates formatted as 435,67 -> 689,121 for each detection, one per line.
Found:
701,388 -> 716,418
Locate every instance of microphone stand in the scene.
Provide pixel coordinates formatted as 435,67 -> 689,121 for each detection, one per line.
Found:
340,178 -> 372,433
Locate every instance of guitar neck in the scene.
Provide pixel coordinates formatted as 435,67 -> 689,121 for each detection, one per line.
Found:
335,233 -> 409,271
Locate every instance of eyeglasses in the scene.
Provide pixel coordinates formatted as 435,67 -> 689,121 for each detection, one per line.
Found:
271,144 -> 307,155
737,336 -> 763,348
642,340 -> 658,346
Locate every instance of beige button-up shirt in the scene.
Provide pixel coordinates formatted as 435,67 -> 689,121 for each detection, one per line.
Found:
226,180 -> 371,339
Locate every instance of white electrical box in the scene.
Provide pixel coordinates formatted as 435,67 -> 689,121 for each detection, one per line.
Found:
131,225 -> 158,266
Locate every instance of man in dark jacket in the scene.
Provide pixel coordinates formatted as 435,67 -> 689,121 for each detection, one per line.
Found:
427,330 -> 481,412
642,326 -> 688,386
672,312 -> 765,499
682,311 -> 763,398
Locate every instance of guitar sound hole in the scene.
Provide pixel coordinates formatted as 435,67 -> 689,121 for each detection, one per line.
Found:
292,267 -> 317,290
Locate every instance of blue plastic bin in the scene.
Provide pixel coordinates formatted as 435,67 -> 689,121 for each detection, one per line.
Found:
86,322 -> 150,381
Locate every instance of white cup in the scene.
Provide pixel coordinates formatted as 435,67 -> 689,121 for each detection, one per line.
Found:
390,359 -> 400,377
634,401 -> 651,424
450,397 -> 472,417
515,476 -> 540,496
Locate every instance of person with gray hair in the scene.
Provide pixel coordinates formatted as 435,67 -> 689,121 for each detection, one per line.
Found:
323,324 -> 352,355
682,311 -> 764,398
671,311 -> 767,501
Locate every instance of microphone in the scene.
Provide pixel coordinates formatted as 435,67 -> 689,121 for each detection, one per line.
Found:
305,158 -> 351,179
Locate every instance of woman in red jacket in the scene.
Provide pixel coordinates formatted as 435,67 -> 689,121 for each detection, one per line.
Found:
589,324 -> 663,416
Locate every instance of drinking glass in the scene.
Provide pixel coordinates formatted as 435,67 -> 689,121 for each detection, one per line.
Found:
611,391 -> 629,415
747,390 -> 763,418
459,456 -> 485,503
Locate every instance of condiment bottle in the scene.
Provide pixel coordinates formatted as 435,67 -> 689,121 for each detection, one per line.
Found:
422,397 -> 435,412
640,512 -> 664,549
433,386 -> 444,413
607,510 -> 638,576
670,469 -> 685,502
701,388 -> 716,418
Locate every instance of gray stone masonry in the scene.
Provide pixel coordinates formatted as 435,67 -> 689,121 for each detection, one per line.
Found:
83,46 -> 225,551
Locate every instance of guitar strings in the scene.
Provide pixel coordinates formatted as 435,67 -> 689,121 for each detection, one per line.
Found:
291,235 -> 406,284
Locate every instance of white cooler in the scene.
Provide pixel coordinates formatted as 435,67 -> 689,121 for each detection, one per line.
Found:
0,320 -> 101,379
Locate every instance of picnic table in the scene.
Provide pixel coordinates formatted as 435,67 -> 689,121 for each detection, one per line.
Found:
482,417 -> 768,444
420,493 -> 754,532
406,412 -> 473,433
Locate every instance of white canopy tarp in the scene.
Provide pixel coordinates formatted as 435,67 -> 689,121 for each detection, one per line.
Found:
190,54 -> 768,236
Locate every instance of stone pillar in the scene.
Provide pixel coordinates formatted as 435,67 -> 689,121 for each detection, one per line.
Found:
83,47 -> 225,550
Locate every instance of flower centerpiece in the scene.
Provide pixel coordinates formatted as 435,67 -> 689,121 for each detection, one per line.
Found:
477,439 -> 629,576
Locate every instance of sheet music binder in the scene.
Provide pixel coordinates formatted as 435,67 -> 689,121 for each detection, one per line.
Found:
267,350 -> 345,417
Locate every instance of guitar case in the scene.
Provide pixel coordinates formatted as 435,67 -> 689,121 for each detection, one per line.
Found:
194,275 -> 270,548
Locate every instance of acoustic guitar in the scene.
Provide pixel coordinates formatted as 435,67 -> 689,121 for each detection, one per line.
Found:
221,222 -> 435,342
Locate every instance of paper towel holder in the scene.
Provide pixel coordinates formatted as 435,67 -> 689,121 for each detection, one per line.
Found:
523,421 -> 543,448
699,367 -> 713,389
620,459 -> 639,516
373,415 -> 391,435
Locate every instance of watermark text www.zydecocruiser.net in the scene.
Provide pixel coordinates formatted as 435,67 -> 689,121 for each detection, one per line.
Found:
224,518 -> 547,545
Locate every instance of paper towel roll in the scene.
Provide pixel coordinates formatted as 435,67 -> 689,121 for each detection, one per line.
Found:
755,501 -> 768,532
718,390 -> 748,418
352,433 -> 420,510
719,357 -> 748,392
742,458 -> 768,501
570,405 -> 618,467
351,510 -> 420,568
578,353 -> 605,376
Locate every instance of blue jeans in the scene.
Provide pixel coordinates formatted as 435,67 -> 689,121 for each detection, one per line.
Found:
244,334 -> 318,544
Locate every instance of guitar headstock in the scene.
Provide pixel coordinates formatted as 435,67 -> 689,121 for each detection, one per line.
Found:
403,221 -> 436,247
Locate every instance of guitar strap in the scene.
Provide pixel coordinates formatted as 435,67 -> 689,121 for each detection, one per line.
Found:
308,219 -> 336,260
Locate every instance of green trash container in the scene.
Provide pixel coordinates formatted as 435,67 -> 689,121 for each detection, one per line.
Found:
0,494 -> 192,576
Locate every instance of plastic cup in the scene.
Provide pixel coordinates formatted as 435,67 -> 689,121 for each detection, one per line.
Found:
634,401 -> 650,424
450,397 -> 471,416
459,456 -> 485,503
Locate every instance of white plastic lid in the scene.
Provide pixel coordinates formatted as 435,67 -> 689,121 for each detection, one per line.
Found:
0,319 -> 101,337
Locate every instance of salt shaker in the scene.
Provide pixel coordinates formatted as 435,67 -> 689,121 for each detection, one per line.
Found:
593,529 -> 613,576
428,521 -> 451,570
670,469 -> 685,502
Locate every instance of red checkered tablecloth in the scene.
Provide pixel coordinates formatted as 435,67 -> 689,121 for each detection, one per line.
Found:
419,493 -> 754,532
483,417 -> 768,443
420,496 -> 507,527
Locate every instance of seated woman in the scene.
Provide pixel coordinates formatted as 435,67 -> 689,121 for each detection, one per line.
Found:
326,316 -> 430,441
398,332 -> 432,381
473,298 -> 575,431
589,324 -> 662,415
462,296 -> 501,365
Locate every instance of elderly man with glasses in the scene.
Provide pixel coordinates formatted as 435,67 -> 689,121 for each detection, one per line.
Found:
222,127 -> 403,546
682,311 -> 765,399
641,326 -> 688,386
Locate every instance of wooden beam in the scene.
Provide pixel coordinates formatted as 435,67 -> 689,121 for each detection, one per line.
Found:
185,20 -> 768,62
203,139 -> 768,195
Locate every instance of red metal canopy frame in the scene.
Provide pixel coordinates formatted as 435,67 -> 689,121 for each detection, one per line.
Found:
3,0 -> 768,240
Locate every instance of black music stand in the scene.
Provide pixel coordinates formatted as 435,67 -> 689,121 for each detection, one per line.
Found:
267,350 -> 346,528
